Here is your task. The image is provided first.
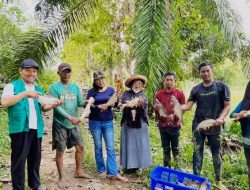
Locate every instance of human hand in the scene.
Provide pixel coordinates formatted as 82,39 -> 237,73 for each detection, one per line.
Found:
215,117 -> 224,126
24,91 -> 40,99
153,104 -> 161,111
98,104 -> 108,111
137,97 -> 145,107
67,116 -> 80,125
170,96 -> 178,107
88,97 -> 95,105
239,110 -> 249,118
167,114 -> 175,121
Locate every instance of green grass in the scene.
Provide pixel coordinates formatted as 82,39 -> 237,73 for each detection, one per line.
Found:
0,83 -> 249,189
0,108 -> 11,181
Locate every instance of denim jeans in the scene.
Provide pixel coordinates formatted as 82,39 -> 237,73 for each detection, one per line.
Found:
193,131 -> 222,181
89,120 -> 118,176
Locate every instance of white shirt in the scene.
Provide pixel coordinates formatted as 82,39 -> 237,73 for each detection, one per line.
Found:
2,83 -> 38,130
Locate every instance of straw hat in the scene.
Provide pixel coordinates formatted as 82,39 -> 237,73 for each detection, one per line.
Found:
125,75 -> 147,87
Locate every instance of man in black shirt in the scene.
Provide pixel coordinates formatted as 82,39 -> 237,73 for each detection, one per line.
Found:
181,62 -> 230,190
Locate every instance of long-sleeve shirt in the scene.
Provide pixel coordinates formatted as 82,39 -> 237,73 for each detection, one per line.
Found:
49,82 -> 83,129
230,102 -> 250,147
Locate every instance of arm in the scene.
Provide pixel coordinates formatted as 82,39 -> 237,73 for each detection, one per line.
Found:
215,101 -> 230,125
77,86 -> 84,107
1,85 -> 40,108
181,101 -> 194,111
230,102 -> 242,118
215,82 -> 231,125
181,87 -> 196,111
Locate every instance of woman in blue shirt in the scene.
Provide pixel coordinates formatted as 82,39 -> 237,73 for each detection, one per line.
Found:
230,81 -> 250,189
87,71 -> 127,182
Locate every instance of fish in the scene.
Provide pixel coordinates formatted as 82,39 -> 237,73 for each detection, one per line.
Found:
179,180 -> 200,188
196,119 -> 215,132
106,94 -> 117,106
131,109 -> 136,121
38,96 -> 60,105
155,99 -> 169,118
199,179 -> 208,190
79,97 -> 94,122
126,97 -> 141,107
173,101 -> 182,121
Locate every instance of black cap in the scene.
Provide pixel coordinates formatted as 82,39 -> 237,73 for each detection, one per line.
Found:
93,71 -> 104,80
20,59 -> 39,69
58,63 -> 72,72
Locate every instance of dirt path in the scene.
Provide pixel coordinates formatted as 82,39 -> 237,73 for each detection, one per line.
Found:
3,111 -> 147,190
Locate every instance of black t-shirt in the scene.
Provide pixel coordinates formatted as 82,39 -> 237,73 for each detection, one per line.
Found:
188,80 -> 230,134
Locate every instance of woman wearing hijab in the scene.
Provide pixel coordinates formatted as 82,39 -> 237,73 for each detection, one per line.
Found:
230,81 -> 250,189
87,71 -> 127,181
119,75 -> 152,173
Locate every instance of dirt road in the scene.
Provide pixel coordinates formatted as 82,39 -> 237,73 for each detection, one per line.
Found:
3,111 -> 147,190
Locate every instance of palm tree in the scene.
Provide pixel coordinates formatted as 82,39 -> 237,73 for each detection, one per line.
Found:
133,0 -> 242,100
9,0 -> 242,99
10,0 -> 97,79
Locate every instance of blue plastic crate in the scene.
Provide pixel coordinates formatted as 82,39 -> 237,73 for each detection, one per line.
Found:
150,166 -> 211,190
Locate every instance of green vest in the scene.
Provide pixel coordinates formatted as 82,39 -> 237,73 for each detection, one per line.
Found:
7,79 -> 45,138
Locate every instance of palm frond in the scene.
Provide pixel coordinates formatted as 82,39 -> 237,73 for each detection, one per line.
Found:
35,0 -> 77,23
11,0 -> 97,79
10,29 -> 57,79
132,0 -> 172,101
198,0 -> 243,49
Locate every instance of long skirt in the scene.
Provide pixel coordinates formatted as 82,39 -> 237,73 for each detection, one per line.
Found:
120,119 -> 152,169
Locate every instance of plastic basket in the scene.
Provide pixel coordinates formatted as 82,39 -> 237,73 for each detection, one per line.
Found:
150,166 -> 211,190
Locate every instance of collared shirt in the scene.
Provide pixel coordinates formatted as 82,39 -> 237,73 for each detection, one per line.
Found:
155,88 -> 185,127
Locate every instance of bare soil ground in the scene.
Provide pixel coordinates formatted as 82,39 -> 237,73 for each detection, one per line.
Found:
2,111 -> 147,190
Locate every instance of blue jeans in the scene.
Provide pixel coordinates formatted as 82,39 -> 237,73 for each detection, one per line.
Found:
89,120 -> 118,176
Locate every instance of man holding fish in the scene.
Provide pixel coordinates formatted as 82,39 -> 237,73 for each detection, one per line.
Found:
180,62 -> 231,190
154,72 -> 185,168
1,59 -> 61,190
49,63 -> 92,189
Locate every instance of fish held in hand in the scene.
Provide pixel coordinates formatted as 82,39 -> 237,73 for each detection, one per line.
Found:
38,96 -> 60,105
155,99 -> 169,118
106,94 -> 117,106
196,119 -> 215,132
79,97 -> 94,122
173,101 -> 182,120
126,97 -> 141,107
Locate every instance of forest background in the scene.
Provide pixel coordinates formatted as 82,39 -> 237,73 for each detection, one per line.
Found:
0,0 -> 250,189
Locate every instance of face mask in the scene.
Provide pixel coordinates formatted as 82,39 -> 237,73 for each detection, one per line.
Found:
132,88 -> 141,93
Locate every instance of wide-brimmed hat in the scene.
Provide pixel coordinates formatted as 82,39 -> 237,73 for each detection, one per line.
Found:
125,75 -> 147,87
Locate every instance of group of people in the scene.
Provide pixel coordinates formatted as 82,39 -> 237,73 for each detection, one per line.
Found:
1,59 -> 250,190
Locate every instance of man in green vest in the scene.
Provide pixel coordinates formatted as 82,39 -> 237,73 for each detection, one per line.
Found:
1,59 -> 61,190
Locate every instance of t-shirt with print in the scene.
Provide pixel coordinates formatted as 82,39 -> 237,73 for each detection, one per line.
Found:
188,80 -> 230,134
49,82 -> 83,129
